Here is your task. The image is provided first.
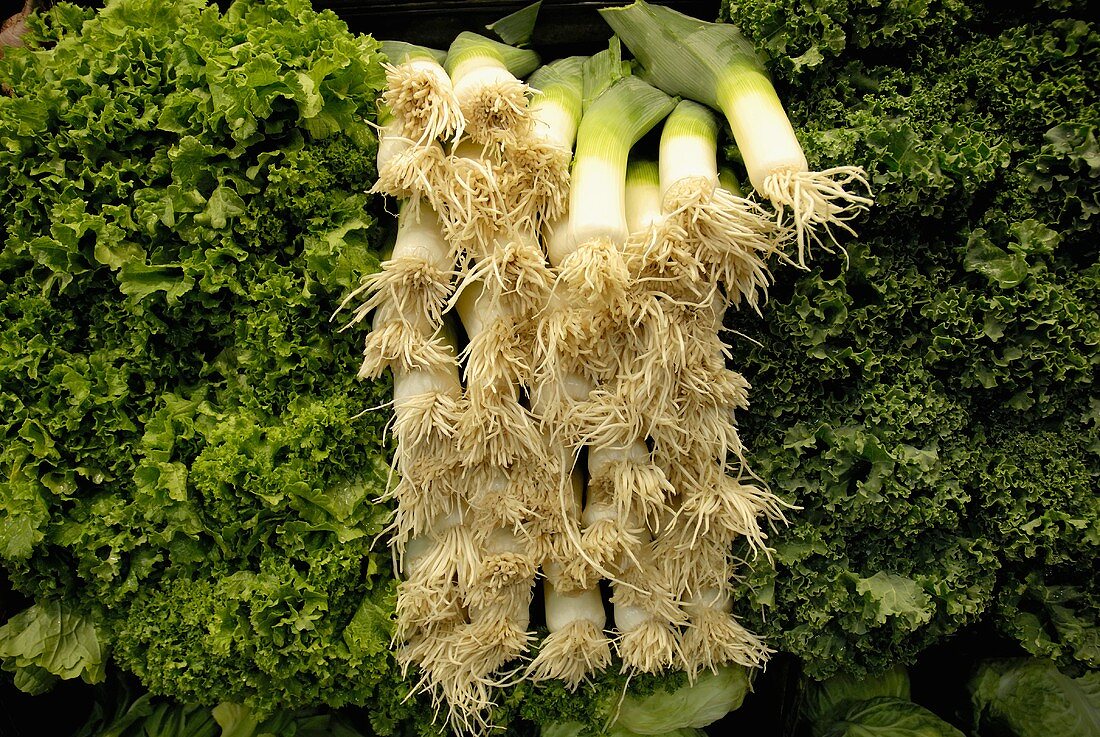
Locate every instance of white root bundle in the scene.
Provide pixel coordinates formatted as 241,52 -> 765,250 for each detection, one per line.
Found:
361,39 -> 593,734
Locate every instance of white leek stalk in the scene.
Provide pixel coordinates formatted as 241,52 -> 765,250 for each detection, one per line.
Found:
380,41 -> 464,145
436,139 -> 506,256
397,502 -> 479,593
587,441 -> 674,533
465,527 -> 538,613
537,467 -> 587,590
565,477 -> 644,589
658,100 -> 777,309
454,280 -> 543,467
504,56 -> 584,230
386,346 -> 466,543
371,112 -> 448,212
340,201 -> 455,337
671,466 -> 789,558
613,595 -> 681,674
644,290 -> 750,461
624,159 -> 667,235
519,408 -> 584,570
335,205 -> 460,382
652,525 -> 736,601
527,581 -> 611,688
458,226 -> 555,320
600,0 -> 872,265
434,593 -> 533,735
395,528 -> 469,641
533,78 -> 674,430
352,300 -> 453,380
444,32 -> 539,146
556,75 -> 675,307
460,464 -> 528,537
598,164 -> 738,441
681,588 -> 771,677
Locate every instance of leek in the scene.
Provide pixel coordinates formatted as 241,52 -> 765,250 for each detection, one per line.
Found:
681,589 -> 771,677
380,40 -> 464,145
445,32 -> 539,145
504,56 -> 585,230
601,0 -> 872,265
557,74 -> 675,305
657,100 -> 776,310
371,109 -> 449,216
529,581 -> 612,688
340,201 -> 455,337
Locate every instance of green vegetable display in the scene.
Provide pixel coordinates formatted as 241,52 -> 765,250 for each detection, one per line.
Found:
723,0 -> 1099,680
803,665 -> 911,730
1,0 -> 1096,734
537,666 -> 747,737
72,682 -> 374,737
820,698 -> 965,737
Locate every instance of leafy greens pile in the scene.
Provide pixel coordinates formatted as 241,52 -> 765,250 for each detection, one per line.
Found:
1,0 -> 1097,734
0,0 -> 415,721
723,0 -> 1099,681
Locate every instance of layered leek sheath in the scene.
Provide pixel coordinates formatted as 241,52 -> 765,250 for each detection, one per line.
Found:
455,221 -> 555,331
371,108 -> 449,215
444,32 -> 540,146
563,456 -> 686,677
528,471 -> 612,689
587,154 -> 784,681
535,73 -> 675,418
340,201 -> 456,352
504,56 -> 584,231
656,100 -> 777,309
556,74 -> 674,308
607,163 -> 753,444
437,59 -> 579,308
601,0 -> 872,265
424,290 -> 549,734
385,330 -> 466,547
530,581 -> 611,688
381,41 -> 464,145
680,588 -> 771,676
454,280 -> 543,468
436,139 -> 508,256
611,530 -> 685,674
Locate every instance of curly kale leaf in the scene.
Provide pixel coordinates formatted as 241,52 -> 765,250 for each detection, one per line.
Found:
726,5 -> 1099,680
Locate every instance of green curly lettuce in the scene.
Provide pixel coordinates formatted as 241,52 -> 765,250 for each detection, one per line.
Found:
0,0 -> 416,721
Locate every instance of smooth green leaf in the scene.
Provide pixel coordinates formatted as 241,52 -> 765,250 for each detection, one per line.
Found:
486,1 -> 541,47
971,659 -> 1100,737
615,666 -> 749,733
0,601 -> 106,692
823,698 -> 964,737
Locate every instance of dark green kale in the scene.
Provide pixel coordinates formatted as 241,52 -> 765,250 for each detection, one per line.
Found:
722,0 -> 1099,679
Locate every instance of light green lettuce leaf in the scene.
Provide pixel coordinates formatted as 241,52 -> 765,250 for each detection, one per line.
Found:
823,698 -> 964,737
805,666 -> 912,731
971,658 -> 1100,737
614,666 -> 749,734
0,600 -> 106,694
